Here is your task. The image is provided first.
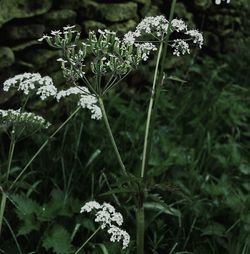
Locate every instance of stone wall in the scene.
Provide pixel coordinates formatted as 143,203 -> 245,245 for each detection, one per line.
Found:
0,0 -> 248,85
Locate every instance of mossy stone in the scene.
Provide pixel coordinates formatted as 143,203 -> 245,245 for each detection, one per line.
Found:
21,49 -> 60,69
82,20 -> 106,33
109,20 -> 137,34
4,24 -> 45,40
0,0 -> 52,27
0,47 -> 15,68
82,1 -> 138,22
42,9 -> 77,28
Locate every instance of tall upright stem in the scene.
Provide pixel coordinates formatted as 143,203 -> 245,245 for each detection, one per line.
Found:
98,97 -> 127,175
0,131 -> 16,237
141,42 -> 163,179
141,0 -> 177,179
137,2 -> 177,254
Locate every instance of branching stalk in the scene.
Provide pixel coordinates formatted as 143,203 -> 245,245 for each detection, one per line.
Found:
9,106 -> 81,191
98,97 -> 127,175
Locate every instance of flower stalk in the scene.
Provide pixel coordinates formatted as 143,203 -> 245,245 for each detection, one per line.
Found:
0,130 -> 16,237
98,97 -> 127,175
141,41 -> 163,178
137,1 -> 177,254
74,226 -> 101,254
9,106 -> 81,191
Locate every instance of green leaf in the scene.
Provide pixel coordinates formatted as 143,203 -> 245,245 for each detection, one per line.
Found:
144,202 -> 181,218
202,223 -> 226,237
167,75 -> 187,83
11,194 -> 41,235
42,225 -> 73,254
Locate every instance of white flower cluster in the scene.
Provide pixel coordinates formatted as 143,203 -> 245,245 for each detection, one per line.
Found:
215,0 -> 230,4
38,25 -> 78,43
39,27 -> 157,94
3,73 -> 57,100
0,109 -> 50,129
172,39 -> 190,56
57,86 -> 102,120
135,42 -> 157,61
81,201 -> 130,249
123,15 -> 204,57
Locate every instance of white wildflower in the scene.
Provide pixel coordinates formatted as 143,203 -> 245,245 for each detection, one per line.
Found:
88,104 -> 102,120
38,34 -> 52,42
57,58 -> 68,64
135,42 -> 157,61
80,201 -> 102,213
107,225 -> 130,250
95,210 -> 112,229
172,39 -> 190,56
80,201 -> 130,249
123,31 -> 136,45
63,25 -> 76,30
171,18 -> 187,32
185,29 -> 204,48
3,73 -> 57,100
57,86 -> 102,120
133,15 -> 169,38
51,30 -> 62,36
98,29 -> 105,35
0,109 -> 50,129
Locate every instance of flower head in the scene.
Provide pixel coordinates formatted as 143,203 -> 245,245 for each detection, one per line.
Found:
80,201 -> 130,249
3,73 -> 57,100
0,109 -> 50,130
123,15 -> 203,57
56,86 -> 102,120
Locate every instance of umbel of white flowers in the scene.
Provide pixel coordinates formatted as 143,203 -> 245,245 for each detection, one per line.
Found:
124,16 -> 204,57
215,0 -> 230,4
38,25 -> 157,96
0,109 -> 50,129
80,201 -> 130,250
3,72 -> 102,120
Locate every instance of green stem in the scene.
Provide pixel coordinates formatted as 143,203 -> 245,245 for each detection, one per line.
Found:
74,226 -> 101,254
136,207 -> 145,254
141,42 -> 163,178
98,97 -> 127,175
0,131 -> 16,237
140,0 -> 177,179
137,2 -> 177,253
6,131 -> 16,182
9,106 -> 81,191
0,192 -> 7,238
